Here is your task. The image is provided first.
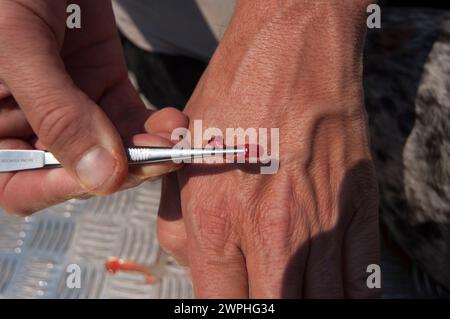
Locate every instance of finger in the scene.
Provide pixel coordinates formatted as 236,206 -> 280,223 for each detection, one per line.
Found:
0,139 -> 84,215
180,190 -> 249,298
122,106 -> 189,182
121,106 -> 189,186
30,137 -> 45,150
157,173 -> 188,265
92,79 -> 152,139
145,106 -> 189,141
31,131 -> 183,190
303,233 -> 345,298
31,106 -> 188,191
187,236 -> 249,298
343,205 -> 380,298
61,4 -> 152,139
343,163 -> 380,298
126,133 -> 180,182
243,208 -> 309,298
0,21 -> 127,194
301,189 -> 345,298
0,97 -> 33,138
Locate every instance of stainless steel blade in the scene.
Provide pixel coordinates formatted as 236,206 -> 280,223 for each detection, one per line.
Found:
0,150 -> 45,172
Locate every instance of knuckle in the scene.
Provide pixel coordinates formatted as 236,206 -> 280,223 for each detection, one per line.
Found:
184,202 -> 237,254
34,101 -> 85,151
253,205 -> 294,247
252,183 -> 294,228
245,181 -> 301,248
196,215 -> 230,252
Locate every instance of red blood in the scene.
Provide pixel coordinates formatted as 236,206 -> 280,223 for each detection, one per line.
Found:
105,257 -> 159,285
244,144 -> 261,160
207,137 -> 262,162
105,258 -> 121,273
105,257 -> 151,275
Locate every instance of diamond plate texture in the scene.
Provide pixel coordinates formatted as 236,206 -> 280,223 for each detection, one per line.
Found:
0,180 -> 192,299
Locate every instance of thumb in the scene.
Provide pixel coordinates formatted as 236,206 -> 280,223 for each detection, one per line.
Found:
0,24 -> 127,194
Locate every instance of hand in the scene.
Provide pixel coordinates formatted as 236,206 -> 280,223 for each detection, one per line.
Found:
0,0 -> 188,215
158,1 -> 379,298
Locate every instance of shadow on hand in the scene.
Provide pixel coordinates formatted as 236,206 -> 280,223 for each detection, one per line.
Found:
280,159 -> 380,298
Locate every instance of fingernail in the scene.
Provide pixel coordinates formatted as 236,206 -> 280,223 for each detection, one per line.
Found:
75,146 -> 116,191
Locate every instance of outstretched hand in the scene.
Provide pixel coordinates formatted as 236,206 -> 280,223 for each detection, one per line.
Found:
157,1 -> 380,298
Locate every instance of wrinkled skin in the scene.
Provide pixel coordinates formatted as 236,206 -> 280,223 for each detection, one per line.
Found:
0,0 -> 380,298
158,1 -> 380,298
0,0 -> 188,215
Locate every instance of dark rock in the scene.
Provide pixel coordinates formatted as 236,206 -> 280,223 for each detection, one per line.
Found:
364,7 -> 450,295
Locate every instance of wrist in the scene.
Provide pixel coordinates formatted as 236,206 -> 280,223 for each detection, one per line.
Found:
232,0 -> 371,42
210,1 -> 370,105
186,1 -> 371,142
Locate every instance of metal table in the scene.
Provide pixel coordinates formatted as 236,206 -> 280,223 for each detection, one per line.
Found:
0,180 -> 192,299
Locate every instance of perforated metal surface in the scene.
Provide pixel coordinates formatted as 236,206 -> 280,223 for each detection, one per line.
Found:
0,180 -> 192,299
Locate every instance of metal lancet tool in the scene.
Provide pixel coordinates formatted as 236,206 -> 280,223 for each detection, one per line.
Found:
0,147 -> 246,172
